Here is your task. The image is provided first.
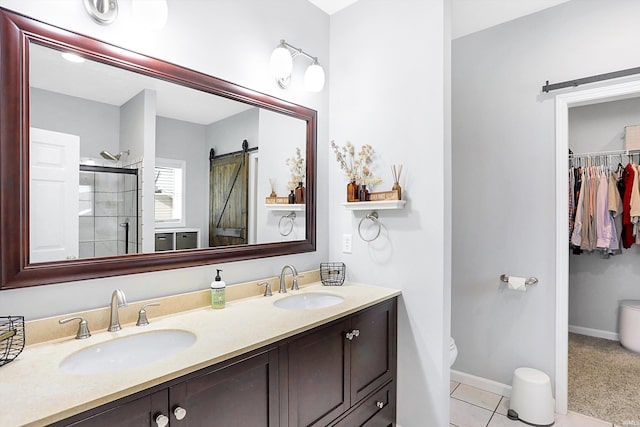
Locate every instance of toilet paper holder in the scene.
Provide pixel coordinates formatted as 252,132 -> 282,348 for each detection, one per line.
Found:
500,274 -> 538,287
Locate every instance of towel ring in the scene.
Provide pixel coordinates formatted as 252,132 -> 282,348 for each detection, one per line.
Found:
358,212 -> 381,242
278,212 -> 296,236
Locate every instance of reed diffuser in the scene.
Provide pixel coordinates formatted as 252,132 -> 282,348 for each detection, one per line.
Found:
269,178 -> 277,197
391,164 -> 403,200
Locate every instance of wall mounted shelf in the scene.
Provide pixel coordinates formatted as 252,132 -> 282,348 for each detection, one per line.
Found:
265,203 -> 306,212
340,200 -> 406,211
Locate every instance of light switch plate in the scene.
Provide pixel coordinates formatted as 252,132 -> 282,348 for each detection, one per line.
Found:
342,234 -> 352,253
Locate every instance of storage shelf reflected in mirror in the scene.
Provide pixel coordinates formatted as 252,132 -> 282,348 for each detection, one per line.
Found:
340,201 -> 405,211
265,204 -> 306,212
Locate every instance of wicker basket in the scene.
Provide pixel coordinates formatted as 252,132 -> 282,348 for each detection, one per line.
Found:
0,316 -> 25,367
320,262 -> 345,286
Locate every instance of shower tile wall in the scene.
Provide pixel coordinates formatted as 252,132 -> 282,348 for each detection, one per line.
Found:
79,169 -> 139,258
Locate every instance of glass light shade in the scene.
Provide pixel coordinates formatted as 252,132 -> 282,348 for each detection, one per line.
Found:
270,46 -> 293,80
131,0 -> 168,30
304,63 -> 325,92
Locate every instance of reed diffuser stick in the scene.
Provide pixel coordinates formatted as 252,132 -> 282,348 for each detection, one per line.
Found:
391,164 -> 403,200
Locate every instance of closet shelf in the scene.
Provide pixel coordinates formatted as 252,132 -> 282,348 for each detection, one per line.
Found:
265,203 -> 305,212
341,200 -> 406,211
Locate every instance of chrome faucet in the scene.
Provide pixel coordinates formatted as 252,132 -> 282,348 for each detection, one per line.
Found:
279,265 -> 299,293
108,289 -> 127,332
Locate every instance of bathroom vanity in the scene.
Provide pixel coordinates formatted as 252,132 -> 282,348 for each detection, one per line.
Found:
0,283 -> 399,427
53,298 -> 396,427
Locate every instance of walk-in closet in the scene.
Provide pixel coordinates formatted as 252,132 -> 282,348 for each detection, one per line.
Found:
568,97 -> 640,425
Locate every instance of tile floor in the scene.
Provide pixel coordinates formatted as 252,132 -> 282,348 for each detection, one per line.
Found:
450,381 -> 621,427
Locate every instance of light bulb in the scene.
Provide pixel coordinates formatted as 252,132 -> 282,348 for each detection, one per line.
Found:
270,45 -> 293,80
132,0 -> 168,30
304,62 -> 325,92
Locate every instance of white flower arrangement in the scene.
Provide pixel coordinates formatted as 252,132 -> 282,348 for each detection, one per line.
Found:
330,140 -> 383,188
285,147 -> 305,190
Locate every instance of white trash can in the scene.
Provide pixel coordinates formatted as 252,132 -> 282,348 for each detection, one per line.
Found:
508,367 -> 555,426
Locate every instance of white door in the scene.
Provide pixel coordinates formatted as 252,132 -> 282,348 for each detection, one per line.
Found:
30,127 -> 80,263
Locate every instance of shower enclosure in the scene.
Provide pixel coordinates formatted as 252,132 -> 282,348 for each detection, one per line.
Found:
79,164 -> 139,258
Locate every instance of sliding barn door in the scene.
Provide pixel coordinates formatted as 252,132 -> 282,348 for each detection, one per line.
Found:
209,150 -> 249,247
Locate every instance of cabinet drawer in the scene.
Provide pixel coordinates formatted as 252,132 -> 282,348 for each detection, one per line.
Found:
154,233 -> 174,251
331,382 -> 394,427
176,231 -> 197,249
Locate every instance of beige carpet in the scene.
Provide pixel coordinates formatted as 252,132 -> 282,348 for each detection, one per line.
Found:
568,332 -> 640,425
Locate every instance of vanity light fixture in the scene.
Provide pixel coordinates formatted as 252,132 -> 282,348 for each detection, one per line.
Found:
83,0 -> 118,25
83,0 -> 168,29
269,40 -> 325,92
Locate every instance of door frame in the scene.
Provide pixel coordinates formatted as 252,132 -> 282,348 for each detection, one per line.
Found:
554,78 -> 640,414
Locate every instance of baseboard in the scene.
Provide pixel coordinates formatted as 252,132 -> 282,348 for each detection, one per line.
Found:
450,370 -> 512,397
568,325 -> 619,341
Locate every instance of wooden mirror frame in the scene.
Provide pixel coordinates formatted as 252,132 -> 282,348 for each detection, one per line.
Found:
0,9 -> 316,289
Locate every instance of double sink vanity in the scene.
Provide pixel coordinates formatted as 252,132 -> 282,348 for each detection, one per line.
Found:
1,273 -> 399,427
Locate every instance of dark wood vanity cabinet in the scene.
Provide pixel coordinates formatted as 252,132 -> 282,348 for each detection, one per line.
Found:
56,349 -> 278,427
51,298 -> 397,427
61,390 -> 168,427
285,299 -> 397,427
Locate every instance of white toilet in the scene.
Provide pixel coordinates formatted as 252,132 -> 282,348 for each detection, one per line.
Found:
620,300 -> 640,353
450,337 -> 458,367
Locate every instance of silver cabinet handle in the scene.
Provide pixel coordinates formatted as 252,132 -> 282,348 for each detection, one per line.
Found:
345,329 -> 360,340
376,401 -> 385,409
174,406 -> 187,420
59,316 -> 91,339
155,414 -> 169,427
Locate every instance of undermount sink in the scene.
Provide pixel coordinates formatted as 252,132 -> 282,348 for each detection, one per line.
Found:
59,330 -> 196,375
274,292 -> 344,310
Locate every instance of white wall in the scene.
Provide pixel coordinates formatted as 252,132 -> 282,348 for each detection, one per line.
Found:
156,115 -> 208,245
329,1 -> 449,425
256,109 -> 307,243
452,0 -> 640,387
30,88 -> 120,158
568,98 -> 640,336
0,0 -> 329,319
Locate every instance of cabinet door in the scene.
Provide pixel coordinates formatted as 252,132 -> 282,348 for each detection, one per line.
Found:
287,318 -> 350,427
169,348 -> 278,427
60,390 -> 168,427
350,299 -> 397,403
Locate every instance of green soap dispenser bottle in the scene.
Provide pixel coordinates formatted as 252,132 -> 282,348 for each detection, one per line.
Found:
211,269 -> 226,309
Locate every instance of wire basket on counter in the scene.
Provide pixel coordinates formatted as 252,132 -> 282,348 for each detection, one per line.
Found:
0,316 -> 25,367
320,262 -> 346,286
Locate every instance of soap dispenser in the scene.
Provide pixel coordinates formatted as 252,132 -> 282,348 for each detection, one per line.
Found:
211,269 -> 226,309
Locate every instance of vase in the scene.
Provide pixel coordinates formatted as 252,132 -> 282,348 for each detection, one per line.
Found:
359,184 -> 369,202
392,181 -> 402,200
295,182 -> 305,204
347,181 -> 358,202
288,190 -> 296,204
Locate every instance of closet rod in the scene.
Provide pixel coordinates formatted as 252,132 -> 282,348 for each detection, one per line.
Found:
569,149 -> 635,158
542,66 -> 640,93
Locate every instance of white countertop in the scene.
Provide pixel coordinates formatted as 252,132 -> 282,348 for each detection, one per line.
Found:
0,282 -> 400,427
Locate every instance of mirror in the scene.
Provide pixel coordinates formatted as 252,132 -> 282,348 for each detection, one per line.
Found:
0,9 -> 316,289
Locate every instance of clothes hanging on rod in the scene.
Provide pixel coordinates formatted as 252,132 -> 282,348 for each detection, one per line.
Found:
569,149 -> 640,257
